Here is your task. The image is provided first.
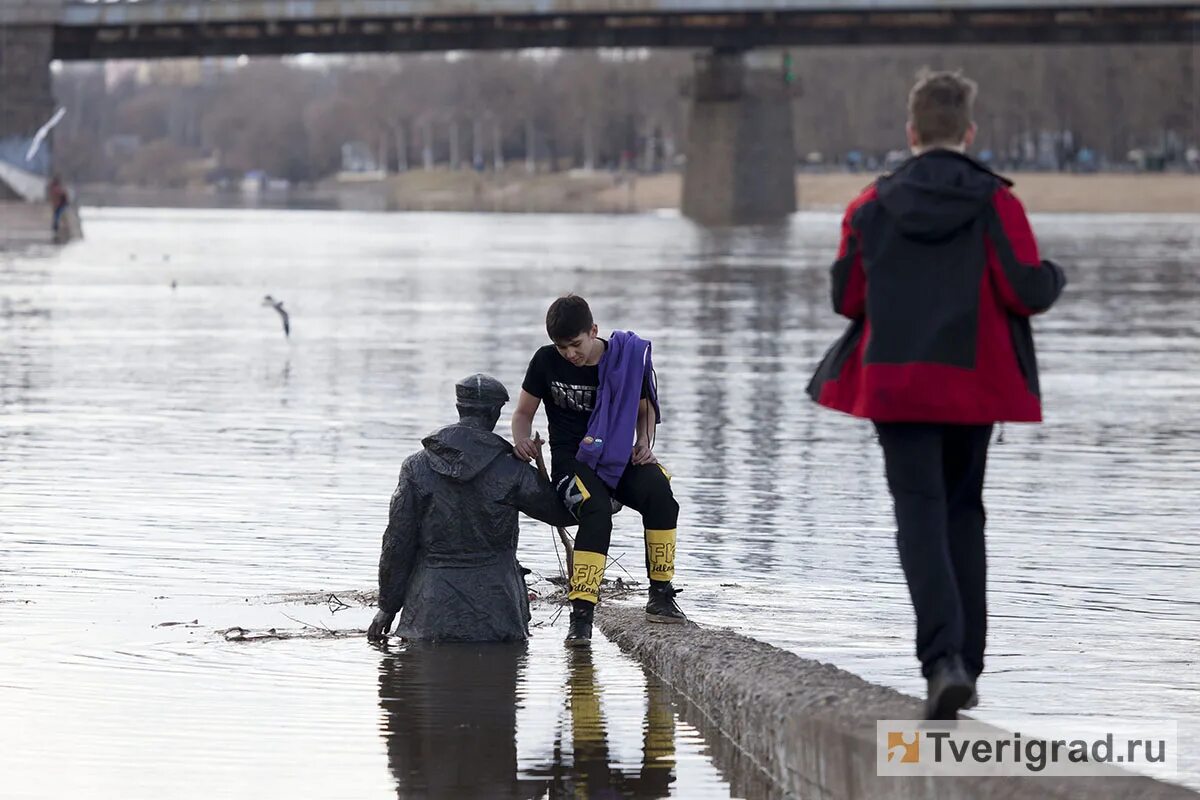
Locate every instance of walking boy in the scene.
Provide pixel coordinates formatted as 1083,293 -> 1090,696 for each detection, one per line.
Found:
807,71 -> 1066,719
512,294 -> 686,646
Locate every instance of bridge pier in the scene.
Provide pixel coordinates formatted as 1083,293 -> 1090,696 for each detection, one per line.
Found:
0,25 -> 56,193
682,51 -> 796,227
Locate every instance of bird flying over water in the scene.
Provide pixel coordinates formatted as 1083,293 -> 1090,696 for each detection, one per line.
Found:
25,108 -> 66,163
262,295 -> 290,338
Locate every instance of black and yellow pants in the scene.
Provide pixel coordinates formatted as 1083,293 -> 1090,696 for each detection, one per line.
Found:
559,460 -> 678,605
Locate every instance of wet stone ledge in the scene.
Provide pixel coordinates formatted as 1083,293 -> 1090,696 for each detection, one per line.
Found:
595,604 -> 1196,800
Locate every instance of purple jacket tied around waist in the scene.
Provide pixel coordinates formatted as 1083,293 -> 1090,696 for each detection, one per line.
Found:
575,331 -> 661,489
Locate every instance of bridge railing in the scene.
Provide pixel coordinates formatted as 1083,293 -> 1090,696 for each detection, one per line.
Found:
12,0 -> 1196,52
0,0 -> 64,26
43,0 -> 1200,25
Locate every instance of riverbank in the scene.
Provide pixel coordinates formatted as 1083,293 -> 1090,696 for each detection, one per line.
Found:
316,170 -> 1200,215
63,171 -> 1200,218
0,201 -> 84,249
0,202 -> 53,250
342,170 -> 1200,214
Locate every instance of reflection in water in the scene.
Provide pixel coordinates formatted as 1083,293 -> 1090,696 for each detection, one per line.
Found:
379,642 -> 537,798
551,648 -> 675,798
377,642 -> 679,799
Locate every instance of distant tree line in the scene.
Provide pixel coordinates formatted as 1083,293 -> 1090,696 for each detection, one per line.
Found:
51,44 -> 1196,187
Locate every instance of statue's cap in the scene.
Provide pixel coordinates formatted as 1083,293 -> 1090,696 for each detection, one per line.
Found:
455,373 -> 509,408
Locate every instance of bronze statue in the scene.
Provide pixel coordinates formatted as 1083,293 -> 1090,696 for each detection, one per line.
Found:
368,374 -> 574,642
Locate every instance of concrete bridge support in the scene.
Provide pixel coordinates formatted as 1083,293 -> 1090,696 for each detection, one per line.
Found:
682,50 -> 796,227
0,25 -> 57,191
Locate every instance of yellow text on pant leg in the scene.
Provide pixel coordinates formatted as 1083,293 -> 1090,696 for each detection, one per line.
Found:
568,549 -> 607,604
645,528 -> 676,583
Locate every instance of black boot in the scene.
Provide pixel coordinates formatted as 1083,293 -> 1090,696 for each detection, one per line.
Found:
962,666 -> 981,710
565,600 -> 594,647
925,654 -> 974,720
646,582 -> 687,624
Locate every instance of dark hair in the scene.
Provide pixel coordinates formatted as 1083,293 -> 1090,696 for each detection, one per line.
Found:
908,69 -> 977,147
545,294 -> 594,342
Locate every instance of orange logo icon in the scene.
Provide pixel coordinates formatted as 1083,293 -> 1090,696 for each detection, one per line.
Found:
887,731 -> 920,764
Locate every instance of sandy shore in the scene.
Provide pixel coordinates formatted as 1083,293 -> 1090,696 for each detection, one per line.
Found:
607,171 -> 1200,214
8,171 -> 1195,247
323,169 -> 1199,215
358,170 -> 1198,214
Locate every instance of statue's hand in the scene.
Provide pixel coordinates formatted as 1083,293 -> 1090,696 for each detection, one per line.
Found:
367,610 -> 396,642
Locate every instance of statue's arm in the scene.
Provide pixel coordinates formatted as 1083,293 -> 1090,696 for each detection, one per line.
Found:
376,460 -> 424,619
510,460 -> 576,528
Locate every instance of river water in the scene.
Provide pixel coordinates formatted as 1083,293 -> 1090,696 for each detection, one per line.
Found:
1,207 -> 1197,797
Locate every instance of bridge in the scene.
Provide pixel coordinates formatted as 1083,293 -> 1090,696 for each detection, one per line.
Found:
0,0 -> 1192,59
2,0 -> 1197,222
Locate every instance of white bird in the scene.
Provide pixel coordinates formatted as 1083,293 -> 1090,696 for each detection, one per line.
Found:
26,108 -> 67,163
262,295 -> 290,338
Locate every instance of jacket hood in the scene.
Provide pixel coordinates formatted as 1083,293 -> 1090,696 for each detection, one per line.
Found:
421,424 -> 512,482
875,150 -> 1010,242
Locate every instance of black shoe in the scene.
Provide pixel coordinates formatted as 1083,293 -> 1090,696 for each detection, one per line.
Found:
565,601 -> 594,647
963,667 -> 981,710
646,582 -> 687,624
925,654 -> 975,721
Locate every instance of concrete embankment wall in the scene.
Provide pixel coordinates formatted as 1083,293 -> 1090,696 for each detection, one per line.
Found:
0,200 -> 53,248
596,604 -> 1195,800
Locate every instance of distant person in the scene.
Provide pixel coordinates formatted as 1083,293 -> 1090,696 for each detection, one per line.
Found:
1076,147 -> 1098,173
807,70 -> 1066,719
367,374 -> 574,643
512,295 -> 686,647
46,174 -> 69,239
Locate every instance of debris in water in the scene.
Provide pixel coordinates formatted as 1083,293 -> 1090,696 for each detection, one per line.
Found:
218,624 -> 363,643
540,574 -> 641,605
261,589 -> 378,608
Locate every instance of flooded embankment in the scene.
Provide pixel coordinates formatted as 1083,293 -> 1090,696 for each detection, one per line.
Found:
1,208 -> 1197,797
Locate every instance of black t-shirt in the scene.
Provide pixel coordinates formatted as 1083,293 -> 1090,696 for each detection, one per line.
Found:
522,341 -> 653,479
522,344 -> 600,478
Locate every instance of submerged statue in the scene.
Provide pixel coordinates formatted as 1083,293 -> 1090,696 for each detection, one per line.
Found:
368,374 -> 574,642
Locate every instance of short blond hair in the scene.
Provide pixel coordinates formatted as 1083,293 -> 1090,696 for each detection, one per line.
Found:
908,69 -> 977,147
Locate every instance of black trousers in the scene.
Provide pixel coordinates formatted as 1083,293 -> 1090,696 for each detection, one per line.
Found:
875,422 -> 992,679
565,460 -> 679,604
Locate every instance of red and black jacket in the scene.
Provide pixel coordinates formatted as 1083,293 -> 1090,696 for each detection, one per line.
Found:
807,150 -> 1066,424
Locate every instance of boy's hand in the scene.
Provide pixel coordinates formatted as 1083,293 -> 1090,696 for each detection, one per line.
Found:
514,437 -> 542,463
632,442 -> 657,465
